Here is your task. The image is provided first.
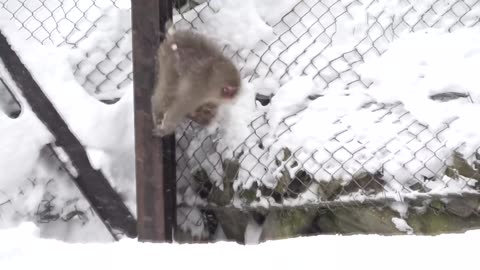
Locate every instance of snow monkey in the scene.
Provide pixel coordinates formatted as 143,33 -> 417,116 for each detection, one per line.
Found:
187,101 -> 218,126
151,30 -> 241,137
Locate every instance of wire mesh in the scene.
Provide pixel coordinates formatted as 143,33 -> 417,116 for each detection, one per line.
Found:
1,0 -> 480,243
0,0 -> 127,236
0,0 -> 132,97
172,0 -> 480,242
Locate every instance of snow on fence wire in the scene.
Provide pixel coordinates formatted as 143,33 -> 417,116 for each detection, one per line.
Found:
1,0 -> 480,242
0,0 -> 135,238
0,0 -> 132,99
172,0 -> 480,241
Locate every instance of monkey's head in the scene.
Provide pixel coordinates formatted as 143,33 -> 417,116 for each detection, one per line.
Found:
209,58 -> 241,101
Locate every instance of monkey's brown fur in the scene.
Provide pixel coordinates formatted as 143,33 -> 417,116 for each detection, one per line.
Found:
151,30 -> 241,137
187,102 -> 218,126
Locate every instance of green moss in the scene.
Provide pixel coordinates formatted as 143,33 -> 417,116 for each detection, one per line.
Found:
408,200 -> 480,234
261,209 -> 317,240
446,152 -> 480,182
275,148 -> 292,166
343,172 -> 385,194
316,207 -> 402,235
318,180 -> 343,201
240,182 -> 258,204
315,202 -> 480,236
275,170 -> 289,195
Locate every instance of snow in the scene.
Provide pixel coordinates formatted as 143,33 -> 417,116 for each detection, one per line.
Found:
0,59 -> 53,195
1,223 -> 480,270
267,75 -> 314,134
0,7 -> 134,241
172,4 -> 480,226
391,217 -> 413,234
0,21 -> 136,205
171,0 -> 480,232
204,0 -> 274,49
358,28 -> 480,158
1,0 -> 480,243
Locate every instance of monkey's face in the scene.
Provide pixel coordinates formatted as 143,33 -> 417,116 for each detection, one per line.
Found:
222,86 -> 238,99
210,59 -> 241,101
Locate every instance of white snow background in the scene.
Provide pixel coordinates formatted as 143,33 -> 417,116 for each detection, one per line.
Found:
1,222 -> 479,270
0,0 -> 479,251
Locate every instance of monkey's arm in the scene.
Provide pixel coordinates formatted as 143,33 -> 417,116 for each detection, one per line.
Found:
153,79 -> 206,137
188,102 -> 218,126
151,82 -> 175,133
152,98 -> 193,137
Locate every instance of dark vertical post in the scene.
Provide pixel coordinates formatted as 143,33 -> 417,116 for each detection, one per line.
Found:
160,0 -> 177,242
132,0 -> 175,242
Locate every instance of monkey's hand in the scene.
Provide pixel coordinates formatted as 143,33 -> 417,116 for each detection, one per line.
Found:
188,102 -> 218,126
151,116 -> 168,137
152,126 -> 166,137
152,126 -> 175,137
152,117 -> 176,137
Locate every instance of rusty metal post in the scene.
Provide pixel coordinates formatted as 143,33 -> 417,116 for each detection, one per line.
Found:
132,0 -> 175,242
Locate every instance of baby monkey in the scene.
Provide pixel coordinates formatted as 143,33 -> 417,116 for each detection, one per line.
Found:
151,30 -> 241,137
187,102 -> 218,126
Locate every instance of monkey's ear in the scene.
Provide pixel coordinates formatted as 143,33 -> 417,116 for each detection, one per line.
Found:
221,86 -> 238,98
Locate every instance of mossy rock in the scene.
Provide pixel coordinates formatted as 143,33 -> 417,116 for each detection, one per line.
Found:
285,170 -> 313,198
407,211 -> 480,234
191,159 -> 240,206
315,207 -> 403,235
446,152 -> 480,182
174,228 -> 208,243
343,172 -> 385,194
223,159 -> 240,182
274,148 -> 292,166
445,197 -> 478,218
274,169 -> 289,196
239,182 -> 258,204
260,185 -> 283,203
269,169 -> 314,200
192,168 -> 232,206
214,207 -> 250,244
318,180 -> 343,201
260,208 -> 317,241
314,200 -> 480,236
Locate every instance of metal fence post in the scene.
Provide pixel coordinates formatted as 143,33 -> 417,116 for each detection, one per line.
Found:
132,0 -> 175,242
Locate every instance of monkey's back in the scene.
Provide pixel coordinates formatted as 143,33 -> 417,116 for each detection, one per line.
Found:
152,30 -> 240,133
160,30 -> 226,77
157,30 -> 231,104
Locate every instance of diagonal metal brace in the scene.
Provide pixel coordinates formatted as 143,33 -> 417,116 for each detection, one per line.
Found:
0,30 -> 137,240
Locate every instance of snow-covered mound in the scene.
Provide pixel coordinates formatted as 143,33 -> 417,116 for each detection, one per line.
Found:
1,222 -> 480,270
0,0 -> 480,243
176,1 -> 480,211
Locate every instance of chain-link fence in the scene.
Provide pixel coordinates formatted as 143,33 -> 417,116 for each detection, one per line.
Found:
1,0 -> 480,243
173,0 -> 480,243
0,0 -> 132,241
0,0 -> 132,98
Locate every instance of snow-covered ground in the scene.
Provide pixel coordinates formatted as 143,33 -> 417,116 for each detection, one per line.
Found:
0,0 -> 480,244
176,0 -> 480,219
0,223 -> 479,270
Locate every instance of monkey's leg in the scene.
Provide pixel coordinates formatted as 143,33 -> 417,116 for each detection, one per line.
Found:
156,99 -> 194,137
151,97 -> 164,130
151,89 -> 174,136
188,102 -> 218,126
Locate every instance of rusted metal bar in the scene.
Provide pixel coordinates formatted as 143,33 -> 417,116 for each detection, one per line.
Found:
132,0 -> 175,242
160,0 -> 176,243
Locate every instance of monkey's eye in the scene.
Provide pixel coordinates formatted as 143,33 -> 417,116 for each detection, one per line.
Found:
222,86 -> 238,98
